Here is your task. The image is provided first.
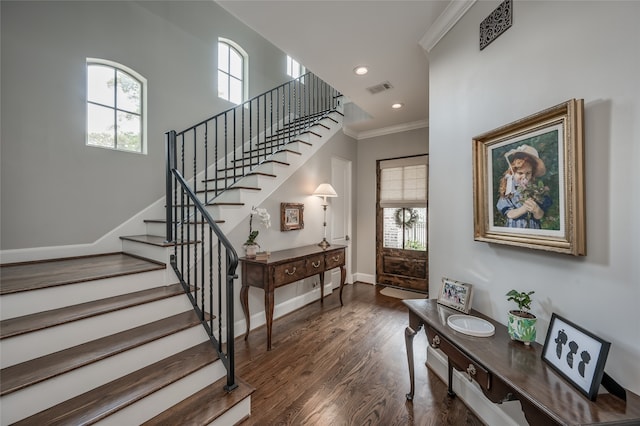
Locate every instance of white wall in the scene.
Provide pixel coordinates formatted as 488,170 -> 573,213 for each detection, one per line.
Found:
355,127 -> 428,283
1,1 -> 288,250
227,131 -> 357,328
429,1 -> 639,394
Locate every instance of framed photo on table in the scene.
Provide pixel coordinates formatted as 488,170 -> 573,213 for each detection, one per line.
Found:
280,203 -> 304,231
437,277 -> 473,314
472,99 -> 586,256
542,313 -> 610,401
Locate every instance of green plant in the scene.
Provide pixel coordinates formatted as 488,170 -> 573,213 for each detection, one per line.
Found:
506,289 -> 535,312
245,230 -> 259,246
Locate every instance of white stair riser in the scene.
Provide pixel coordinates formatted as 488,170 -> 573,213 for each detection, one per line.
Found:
209,396 -> 252,426
121,240 -> 173,267
0,326 -> 210,424
1,295 -> 194,367
0,269 -> 167,320
99,361 -> 228,425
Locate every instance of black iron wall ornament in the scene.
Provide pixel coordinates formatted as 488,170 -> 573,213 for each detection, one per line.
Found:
479,0 -> 513,50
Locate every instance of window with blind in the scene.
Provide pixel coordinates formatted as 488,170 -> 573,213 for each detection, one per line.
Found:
379,155 -> 428,251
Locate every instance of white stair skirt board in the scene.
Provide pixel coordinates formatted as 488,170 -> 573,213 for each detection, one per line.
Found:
379,287 -> 427,300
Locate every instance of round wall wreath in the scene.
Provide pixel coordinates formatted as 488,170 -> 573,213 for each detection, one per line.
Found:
394,208 -> 419,229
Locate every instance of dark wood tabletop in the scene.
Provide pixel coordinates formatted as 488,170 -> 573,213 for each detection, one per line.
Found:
403,299 -> 640,425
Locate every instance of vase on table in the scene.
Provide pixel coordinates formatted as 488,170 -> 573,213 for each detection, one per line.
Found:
244,244 -> 259,258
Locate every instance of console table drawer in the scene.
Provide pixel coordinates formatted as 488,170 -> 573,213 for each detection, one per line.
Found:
306,255 -> 325,273
274,260 -> 307,285
426,325 -> 491,391
325,250 -> 345,269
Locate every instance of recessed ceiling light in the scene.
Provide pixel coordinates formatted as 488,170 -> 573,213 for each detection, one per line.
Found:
392,103 -> 403,109
353,66 -> 368,76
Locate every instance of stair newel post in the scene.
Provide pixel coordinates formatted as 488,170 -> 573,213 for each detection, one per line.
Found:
225,252 -> 239,392
165,130 -> 177,243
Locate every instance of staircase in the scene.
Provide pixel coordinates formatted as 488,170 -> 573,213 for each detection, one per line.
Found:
0,72 -> 343,424
0,253 -> 254,425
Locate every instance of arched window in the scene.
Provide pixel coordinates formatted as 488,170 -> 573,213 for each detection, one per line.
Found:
86,59 -> 146,153
218,39 -> 247,104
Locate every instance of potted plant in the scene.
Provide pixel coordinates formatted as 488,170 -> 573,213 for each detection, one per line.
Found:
244,207 -> 271,258
244,230 -> 260,258
506,290 -> 537,345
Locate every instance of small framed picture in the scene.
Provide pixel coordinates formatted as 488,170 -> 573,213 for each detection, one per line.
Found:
437,278 -> 473,314
542,313 -> 611,401
280,202 -> 304,231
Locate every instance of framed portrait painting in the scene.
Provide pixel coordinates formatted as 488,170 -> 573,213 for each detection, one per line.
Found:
472,99 -> 586,255
437,277 -> 473,314
542,313 -> 610,401
280,203 -> 304,231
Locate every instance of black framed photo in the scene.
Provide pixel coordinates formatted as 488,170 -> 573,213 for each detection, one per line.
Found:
542,313 -> 610,401
437,277 -> 473,314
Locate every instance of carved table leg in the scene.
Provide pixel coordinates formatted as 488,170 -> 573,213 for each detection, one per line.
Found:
405,326 -> 417,400
265,290 -> 274,351
339,265 -> 346,306
240,281 -> 250,340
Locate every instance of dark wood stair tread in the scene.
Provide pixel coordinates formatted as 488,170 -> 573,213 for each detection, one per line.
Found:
144,219 -> 224,225
119,234 -> 198,246
0,253 -> 164,296
1,309 -> 202,396
0,283 -> 187,340
142,377 -> 255,425
13,341 -> 220,426
203,171 -> 276,183
195,185 -> 261,195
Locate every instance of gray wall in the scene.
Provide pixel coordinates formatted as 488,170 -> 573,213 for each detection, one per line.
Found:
1,1 -> 288,249
429,1 -> 639,393
355,127 -> 428,282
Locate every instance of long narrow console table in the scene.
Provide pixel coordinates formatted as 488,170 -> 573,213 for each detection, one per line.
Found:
403,299 -> 640,425
240,244 -> 346,351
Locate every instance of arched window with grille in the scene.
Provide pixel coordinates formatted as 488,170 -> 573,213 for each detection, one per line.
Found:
86,59 -> 146,153
218,38 -> 248,104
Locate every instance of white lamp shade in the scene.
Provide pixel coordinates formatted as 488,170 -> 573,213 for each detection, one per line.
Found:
313,183 -> 338,198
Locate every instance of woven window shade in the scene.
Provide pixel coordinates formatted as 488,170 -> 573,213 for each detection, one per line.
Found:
379,155 -> 427,208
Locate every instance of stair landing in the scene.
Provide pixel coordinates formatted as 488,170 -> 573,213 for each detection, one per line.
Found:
0,253 -> 165,295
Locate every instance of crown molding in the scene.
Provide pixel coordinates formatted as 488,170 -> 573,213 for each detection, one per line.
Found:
420,0 -> 477,54
344,119 -> 429,141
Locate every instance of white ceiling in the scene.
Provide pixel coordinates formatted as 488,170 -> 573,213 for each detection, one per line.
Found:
217,0 -> 458,139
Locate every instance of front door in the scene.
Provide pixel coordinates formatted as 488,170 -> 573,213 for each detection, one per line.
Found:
375,155 -> 428,293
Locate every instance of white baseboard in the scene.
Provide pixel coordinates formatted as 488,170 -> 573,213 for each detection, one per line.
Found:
426,346 -> 528,426
354,273 -> 375,284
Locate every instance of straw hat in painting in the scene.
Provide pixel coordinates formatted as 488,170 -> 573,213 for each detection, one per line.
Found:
505,144 -> 547,177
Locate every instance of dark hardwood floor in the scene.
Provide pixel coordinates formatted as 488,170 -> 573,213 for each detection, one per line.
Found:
235,282 -> 484,426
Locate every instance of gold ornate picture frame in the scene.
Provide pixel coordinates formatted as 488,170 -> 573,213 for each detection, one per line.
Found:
472,99 -> 586,256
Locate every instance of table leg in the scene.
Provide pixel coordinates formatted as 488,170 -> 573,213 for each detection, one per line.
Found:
265,290 -> 274,351
240,281 -> 250,340
447,360 -> 457,397
319,271 -> 325,304
405,326 -> 417,400
339,265 -> 346,306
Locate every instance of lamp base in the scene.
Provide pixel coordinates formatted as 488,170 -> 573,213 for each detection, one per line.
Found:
318,238 -> 331,249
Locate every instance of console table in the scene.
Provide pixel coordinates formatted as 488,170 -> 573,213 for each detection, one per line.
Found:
240,244 -> 346,350
404,299 -> 640,425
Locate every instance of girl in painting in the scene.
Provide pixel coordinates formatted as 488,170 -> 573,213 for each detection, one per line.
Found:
496,145 -> 552,229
